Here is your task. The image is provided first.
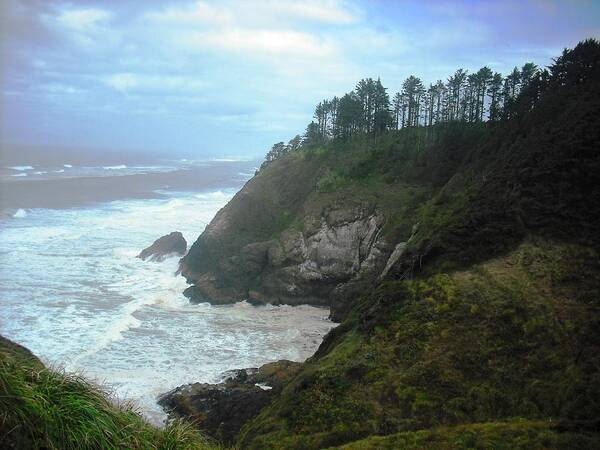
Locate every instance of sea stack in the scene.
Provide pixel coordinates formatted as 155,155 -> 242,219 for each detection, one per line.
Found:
138,231 -> 187,262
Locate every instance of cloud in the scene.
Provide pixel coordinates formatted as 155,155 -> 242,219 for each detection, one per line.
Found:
144,0 -> 358,27
56,8 -> 111,30
104,73 -> 138,92
143,0 -> 351,63
180,29 -> 336,58
2,0 -> 598,156
42,83 -> 82,95
259,0 -> 359,24
144,1 -> 232,26
102,73 -> 206,93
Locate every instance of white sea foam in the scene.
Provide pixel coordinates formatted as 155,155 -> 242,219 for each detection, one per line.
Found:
194,190 -> 231,200
11,173 -> 27,177
64,164 -> 73,168
34,171 -> 48,175
13,209 -> 27,218
103,165 -> 127,170
0,187 -> 335,425
54,169 -> 65,173
9,165 -> 34,171
212,158 -> 245,162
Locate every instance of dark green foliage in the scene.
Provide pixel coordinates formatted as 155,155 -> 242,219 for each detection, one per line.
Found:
398,46 -> 600,276
230,41 -> 600,449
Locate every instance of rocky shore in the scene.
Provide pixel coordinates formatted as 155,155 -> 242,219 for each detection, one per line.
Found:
158,360 -> 301,444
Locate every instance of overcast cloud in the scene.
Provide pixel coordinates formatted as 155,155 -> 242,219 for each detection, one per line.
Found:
1,0 -> 598,157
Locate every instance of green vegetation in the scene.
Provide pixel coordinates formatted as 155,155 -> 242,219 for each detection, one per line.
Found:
261,39 -> 598,168
237,240 -> 600,449
4,40 -> 599,449
335,421 -> 600,450
0,337 -> 216,450
225,40 -> 600,448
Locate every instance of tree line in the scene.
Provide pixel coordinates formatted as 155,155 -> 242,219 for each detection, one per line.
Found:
261,39 -> 599,168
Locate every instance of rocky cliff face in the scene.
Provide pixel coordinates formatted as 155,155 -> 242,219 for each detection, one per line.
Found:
179,158 -> 414,319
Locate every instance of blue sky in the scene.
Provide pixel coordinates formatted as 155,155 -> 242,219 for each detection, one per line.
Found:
1,0 -> 598,159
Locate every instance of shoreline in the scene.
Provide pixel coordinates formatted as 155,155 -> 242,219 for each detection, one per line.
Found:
0,178 -> 336,424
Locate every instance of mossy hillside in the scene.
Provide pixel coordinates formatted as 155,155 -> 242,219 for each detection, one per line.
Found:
236,239 -> 600,448
333,420 -> 600,450
0,337 -> 217,450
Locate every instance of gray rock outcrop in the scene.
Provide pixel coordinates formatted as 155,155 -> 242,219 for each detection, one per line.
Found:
138,231 -> 187,262
180,202 -> 394,318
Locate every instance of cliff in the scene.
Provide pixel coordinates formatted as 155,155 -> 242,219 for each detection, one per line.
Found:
179,125 -> 485,320
173,42 -> 600,448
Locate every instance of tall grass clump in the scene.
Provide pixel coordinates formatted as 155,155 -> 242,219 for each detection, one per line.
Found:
0,337 -> 217,450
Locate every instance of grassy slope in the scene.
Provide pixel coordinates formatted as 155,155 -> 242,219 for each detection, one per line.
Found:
335,421 -> 600,450
0,337 -> 217,450
232,64 -> 600,448
238,241 -> 600,449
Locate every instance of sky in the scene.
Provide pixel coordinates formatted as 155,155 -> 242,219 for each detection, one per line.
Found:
1,0 -> 599,159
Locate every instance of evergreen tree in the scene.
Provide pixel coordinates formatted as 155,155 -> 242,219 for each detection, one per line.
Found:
488,72 -> 504,121
304,121 -> 322,146
476,66 -> 493,121
520,62 -> 538,90
373,78 -> 391,134
402,75 -> 425,127
392,92 -> 402,130
336,93 -> 362,138
287,135 -> 302,152
447,69 -> 467,121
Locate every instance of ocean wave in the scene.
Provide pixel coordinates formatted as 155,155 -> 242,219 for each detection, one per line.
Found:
64,164 -> 73,168
211,158 -> 246,162
103,165 -> 127,170
54,169 -> 65,173
13,209 -> 27,218
11,173 -> 27,177
194,190 -> 232,200
0,189 -> 336,425
8,165 -> 34,171
34,171 -> 48,175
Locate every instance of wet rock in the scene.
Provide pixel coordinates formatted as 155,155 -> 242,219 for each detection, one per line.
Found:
158,360 -> 301,444
180,201 -> 392,320
138,232 -> 187,262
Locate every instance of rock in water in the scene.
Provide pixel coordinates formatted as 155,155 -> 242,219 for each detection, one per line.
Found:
138,232 -> 187,262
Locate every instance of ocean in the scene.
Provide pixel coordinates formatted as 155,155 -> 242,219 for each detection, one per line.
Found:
0,154 -> 335,424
